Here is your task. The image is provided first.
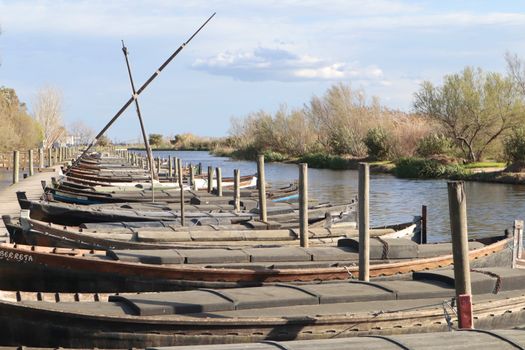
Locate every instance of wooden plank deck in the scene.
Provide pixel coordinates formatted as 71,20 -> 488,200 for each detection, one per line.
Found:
0,166 -> 61,238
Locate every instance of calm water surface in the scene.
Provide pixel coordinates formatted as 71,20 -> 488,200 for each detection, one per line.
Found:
148,151 -> 525,242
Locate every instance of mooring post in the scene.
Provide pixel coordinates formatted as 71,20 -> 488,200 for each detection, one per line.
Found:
257,155 -> 267,222
173,157 -> 178,179
168,156 -> 173,178
156,157 -> 161,175
512,220 -> 524,268
234,169 -> 241,212
421,205 -> 428,244
189,164 -> 195,190
177,158 -> 185,226
28,149 -> 34,176
358,162 -> 370,281
198,162 -> 202,175
216,167 -> 222,196
38,148 -> 44,169
48,148 -> 53,167
207,166 -> 213,193
447,181 -> 473,329
12,150 -> 19,184
299,163 -> 309,248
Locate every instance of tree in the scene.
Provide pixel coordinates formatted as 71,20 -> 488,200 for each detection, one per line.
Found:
69,120 -> 94,145
33,86 -> 64,149
97,135 -> 111,147
413,67 -> 525,162
149,133 -> 164,147
0,87 -> 42,151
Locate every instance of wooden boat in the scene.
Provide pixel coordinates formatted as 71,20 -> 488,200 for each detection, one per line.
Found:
4,215 -> 419,250
0,267 -> 524,347
18,195 -> 356,226
0,231 -> 512,292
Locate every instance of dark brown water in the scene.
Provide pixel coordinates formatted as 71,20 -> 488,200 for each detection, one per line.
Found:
149,151 -> 525,242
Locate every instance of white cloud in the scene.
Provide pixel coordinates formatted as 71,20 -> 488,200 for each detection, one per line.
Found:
192,46 -> 384,82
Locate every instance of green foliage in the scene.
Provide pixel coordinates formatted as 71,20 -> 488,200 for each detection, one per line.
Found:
503,128 -> 525,164
262,150 -> 287,162
0,87 -> 42,151
364,127 -> 391,160
416,133 -> 454,157
298,153 -> 348,170
462,162 -> 505,169
414,67 -> 525,162
148,133 -> 164,147
394,157 -> 469,179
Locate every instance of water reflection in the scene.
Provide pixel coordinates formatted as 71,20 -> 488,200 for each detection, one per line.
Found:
147,151 -> 525,241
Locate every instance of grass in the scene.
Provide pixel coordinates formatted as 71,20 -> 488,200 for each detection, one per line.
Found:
394,157 -> 471,179
462,162 -> 505,169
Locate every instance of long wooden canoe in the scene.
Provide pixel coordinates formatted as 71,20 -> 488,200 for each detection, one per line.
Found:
0,267 -> 524,347
0,232 -> 512,292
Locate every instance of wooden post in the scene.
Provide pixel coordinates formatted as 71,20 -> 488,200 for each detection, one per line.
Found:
189,164 -> 195,190
48,148 -> 53,167
177,158 -> 185,226
39,148 -> 44,169
358,162 -> 370,281
12,151 -> 19,184
173,157 -> 178,179
156,157 -> 161,175
299,163 -> 309,248
28,150 -> 34,176
168,156 -> 173,178
447,181 -> 473,329
198,162 -> 202,175
234,169 -> 240,212
257,155 -> 267,222
58,147 -> 62,163
207,166 -> 213,193
421,205 -> 428,244
216,167 -> 222,196
512,220 -> 524,268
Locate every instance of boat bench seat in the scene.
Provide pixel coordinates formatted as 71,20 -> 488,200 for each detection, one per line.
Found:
413,267 -> 525,294
106,249 -> 185,264
417,242 -> 485,258
338,238 -> 419,259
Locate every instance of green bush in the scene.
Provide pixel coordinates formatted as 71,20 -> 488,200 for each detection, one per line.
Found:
262,150 -> 287,162
394,157 -> 469,179
363,127 -> 391,160
504,128 -> 525,164
299,153 -> 348,170
416,133 -> 454,157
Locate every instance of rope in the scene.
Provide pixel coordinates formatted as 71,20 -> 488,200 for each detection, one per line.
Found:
375,236 -> 390,259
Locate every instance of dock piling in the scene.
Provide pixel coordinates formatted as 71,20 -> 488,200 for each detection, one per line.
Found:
38,148 -> 44,169
177,158 -> 185,226
189,164 -> 195,190
12,151 -> 19,184
234,169 -> 240,212
28,150 -> 34,176
207,166 -> 213,193
216,167 -> 222,196
299,163 -> 309,248
512,220 -> 524,268
447,181 -> 473,329
421,205 -> 427,244
48,148 -> 53,167
257,155 -> 267,222
358,162 -> 370,281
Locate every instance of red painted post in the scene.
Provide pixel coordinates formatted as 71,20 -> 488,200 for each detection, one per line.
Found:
458,294 -> 473,329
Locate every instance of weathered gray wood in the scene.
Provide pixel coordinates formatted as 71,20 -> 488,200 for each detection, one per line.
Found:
189,164 -> 195,190
12,151 -> 19,184
28,149 -> 34,176
512,220 -> 523,268
234,169 -> 240,212
168,156 -> 173,178
447,181 -> 472,328
48,148 -> 53,167
207,166 -> 213,193
257,155 -> 267,222
216,167 -> 222,197
299,163 -> 309,248
358,162 -> 369,281
39,148 -> 44,169
178,158 -> 185,226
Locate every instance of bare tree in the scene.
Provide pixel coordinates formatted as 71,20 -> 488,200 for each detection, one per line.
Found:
33,86 -> 64,148
69,120 -> 94,145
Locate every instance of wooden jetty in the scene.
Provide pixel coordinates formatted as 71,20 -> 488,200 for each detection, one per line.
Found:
0,166 -> 60,239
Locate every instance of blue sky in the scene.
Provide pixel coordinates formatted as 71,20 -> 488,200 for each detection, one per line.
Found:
1,0 -> 525,141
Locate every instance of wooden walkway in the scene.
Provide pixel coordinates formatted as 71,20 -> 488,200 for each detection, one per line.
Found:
0,166 -> 61,238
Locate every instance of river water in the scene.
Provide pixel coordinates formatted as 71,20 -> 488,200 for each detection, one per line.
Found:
148,150 -> 525,242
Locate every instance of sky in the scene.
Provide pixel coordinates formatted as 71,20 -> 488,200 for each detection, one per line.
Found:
1,0 -> 525,142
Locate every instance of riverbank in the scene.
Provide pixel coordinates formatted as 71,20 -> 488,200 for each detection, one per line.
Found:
207,148 -> 525,185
